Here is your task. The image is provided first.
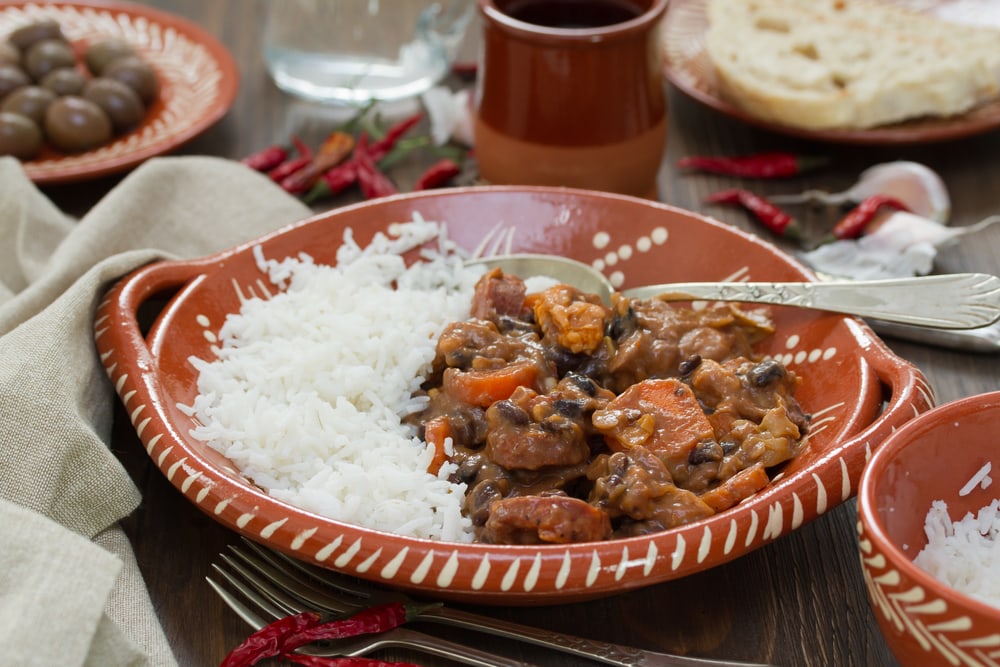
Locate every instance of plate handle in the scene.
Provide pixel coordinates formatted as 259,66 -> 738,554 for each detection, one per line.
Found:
96,257 -> 210,382
835,326 -> 934,485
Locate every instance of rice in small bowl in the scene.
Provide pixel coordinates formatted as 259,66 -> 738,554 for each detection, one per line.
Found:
857,390 -> 1000,667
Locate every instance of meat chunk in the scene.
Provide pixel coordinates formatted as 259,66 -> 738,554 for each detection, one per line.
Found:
588,447 -> 714,531
532,284 -> 610,355
482,495 -> 612,544
485,386 -> 593,470
470,268 -> 528,321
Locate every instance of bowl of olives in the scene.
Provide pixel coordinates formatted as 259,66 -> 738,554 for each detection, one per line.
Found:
0,2 -> 238,183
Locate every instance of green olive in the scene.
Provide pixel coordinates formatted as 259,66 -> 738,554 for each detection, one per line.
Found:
8,19 -> 64,52
0,64 -> 30,102
23,39 -> 76,82
0,41 -> 20,67
0,110 -> 43,159
44,95 -> 112,153
103,56 -> 158,103
0,85 -> 56,126
84,38 -> 135,76
40,66 -> 86,96
83,77 -> 145,132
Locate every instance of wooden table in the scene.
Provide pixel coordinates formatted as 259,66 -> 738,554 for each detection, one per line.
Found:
47,1 -> 1000,665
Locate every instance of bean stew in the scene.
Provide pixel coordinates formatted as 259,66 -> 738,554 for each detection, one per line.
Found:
410,269 -> 811,544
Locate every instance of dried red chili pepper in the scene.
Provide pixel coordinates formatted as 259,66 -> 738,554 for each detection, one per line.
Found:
369,111 -> 423,162
220,610 -> 321,667
679,152 -> 828,178
279,131 -> 356,194
282,654 -> 423,667
302,162 -> 358,204
830,194 -> 911,240
354,135 -> 398,199
281,602 -> 438,651
706,188 -> 804,240
268,136 -> 314,182
414,158 -> 461,190
241,144 -> 288,172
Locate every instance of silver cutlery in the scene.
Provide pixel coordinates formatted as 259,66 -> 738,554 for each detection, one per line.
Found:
208,538 -> 774,667
208,547 -> 534,667
469,254 -> 1000,331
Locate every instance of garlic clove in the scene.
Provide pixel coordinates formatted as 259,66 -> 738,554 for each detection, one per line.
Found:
801,211 -> 1000,280
845,161 -> 951,223
422,86 -> 474,147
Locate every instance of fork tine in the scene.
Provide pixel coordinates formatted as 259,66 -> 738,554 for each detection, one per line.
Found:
228,542 -> 370,615
209,553 -> 540,667
205,575 -> 271,629
216,553 -> 311,617
238,540 -> 776,667
240,537 -> 390,603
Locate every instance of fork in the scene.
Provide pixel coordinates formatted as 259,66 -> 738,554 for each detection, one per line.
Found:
219,538 -> 774,667
208,548 -> 536,667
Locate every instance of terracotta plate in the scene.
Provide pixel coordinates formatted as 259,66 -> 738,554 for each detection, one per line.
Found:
1,1 -> 238,184
662,0 -> 1000,145
95,187 -> 933,604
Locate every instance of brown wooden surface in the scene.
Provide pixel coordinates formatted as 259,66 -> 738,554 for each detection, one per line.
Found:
47,1 -> 1000,665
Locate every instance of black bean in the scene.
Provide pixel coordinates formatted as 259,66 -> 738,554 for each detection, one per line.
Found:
553,398 -> 585,418
455,455 -> 482,483
688,439 -> 724,465
466,480 -> 503,526
748,359 -> 786,386
546,347 -> 587,376
496,315 -> 534,335
608,304 -> 637,340
493,400 -> 530,426
450,409 -> 487,447
678,354 -> 702,376
720,439 -> 739,455
565,372 -> 600,397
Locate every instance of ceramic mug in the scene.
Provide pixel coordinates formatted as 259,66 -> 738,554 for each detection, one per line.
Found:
474,0 -> 669,199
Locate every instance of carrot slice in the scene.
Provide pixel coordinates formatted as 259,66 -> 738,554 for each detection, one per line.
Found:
594,378 -> 716,466
442,361 -> 538,408
699,464 -> 770,512
424,416 -> 452,475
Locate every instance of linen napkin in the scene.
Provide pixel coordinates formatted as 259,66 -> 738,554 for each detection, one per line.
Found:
0,155 -> 312,666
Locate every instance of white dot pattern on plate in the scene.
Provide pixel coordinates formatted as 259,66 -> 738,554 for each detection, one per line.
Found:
291,527 -> 317,550
438,552 -> 460,587
357,549 -> 381,573
410,550 -> 434,583
380,547 -> 408,579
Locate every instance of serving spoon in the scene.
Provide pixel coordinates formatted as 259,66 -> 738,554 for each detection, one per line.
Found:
470,254 -> 1000,331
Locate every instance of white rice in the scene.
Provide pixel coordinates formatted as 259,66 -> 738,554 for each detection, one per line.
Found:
913,464 -> 1000,609
177,216 -> 485,542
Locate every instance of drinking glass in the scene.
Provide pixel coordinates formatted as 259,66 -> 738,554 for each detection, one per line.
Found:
262,0 -> 475,105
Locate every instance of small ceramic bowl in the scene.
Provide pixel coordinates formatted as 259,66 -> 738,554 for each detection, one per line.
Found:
857,391 -> 1000,667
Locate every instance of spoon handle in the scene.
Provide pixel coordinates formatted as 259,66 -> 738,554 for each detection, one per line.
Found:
622,272 -> 1000,329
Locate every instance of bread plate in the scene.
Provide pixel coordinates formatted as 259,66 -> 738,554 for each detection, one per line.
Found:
663,0 -> 1000,145
95,186 -> 932,604
0,0 -> 238,184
